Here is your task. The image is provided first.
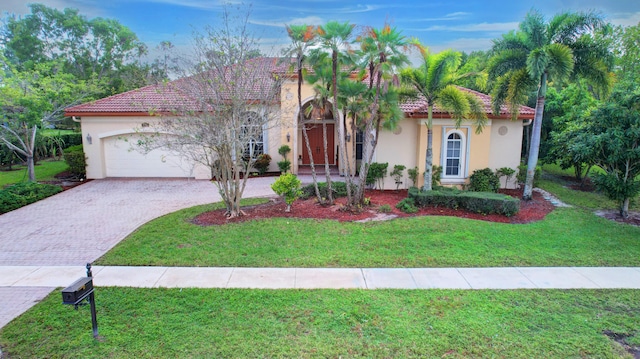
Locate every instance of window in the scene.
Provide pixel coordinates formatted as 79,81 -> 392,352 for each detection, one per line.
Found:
444,132 -> 463,177
241,111 -> 264,160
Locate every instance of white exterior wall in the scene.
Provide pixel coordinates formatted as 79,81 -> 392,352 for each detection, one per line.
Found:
488,119 -> 526,189
374,119 -> 419,190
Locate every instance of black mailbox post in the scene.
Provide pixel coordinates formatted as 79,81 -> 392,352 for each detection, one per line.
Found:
62,263 -> 99,339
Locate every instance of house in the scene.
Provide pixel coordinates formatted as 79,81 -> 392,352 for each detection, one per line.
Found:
64,57 -> 534,189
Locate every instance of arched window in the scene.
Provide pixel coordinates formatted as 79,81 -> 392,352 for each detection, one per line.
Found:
444,132 -> 463,177
241,111 -> 264,160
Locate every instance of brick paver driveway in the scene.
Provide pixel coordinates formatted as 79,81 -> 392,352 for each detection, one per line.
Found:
0,178 -> 276,266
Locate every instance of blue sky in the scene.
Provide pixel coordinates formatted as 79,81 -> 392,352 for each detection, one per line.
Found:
3,0 -> 640,60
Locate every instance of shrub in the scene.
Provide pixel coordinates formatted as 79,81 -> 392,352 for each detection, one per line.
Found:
300,181 -> 358,200
432,165 -> 443,188
517,163 -> 542,186
253,154 -> 271,175
407,167 -> 419,187
63,145 -> 87,178
408,187 -> 520,217
390,164 -> 406,190
378,204 -> 392,213
271,173 -> 302,212
366,162 -> 388,189
0,182 -> 63,214
468,168 -> 500,193
396,197 -> 418,213
496,167 -> 516,187
277,145 -> 291,158
277,160 -> 291,173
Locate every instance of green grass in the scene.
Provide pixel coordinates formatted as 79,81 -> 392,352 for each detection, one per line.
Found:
1,288 -> 638,358
96,201 -> 640,267
0,160 -> 69,187
40,129 -> 77,136
539,164 -> 639,211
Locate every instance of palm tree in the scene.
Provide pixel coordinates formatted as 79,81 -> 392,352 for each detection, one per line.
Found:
284,24 -> 323,202
315,21 -> 355,205
487,10 -> 613,200
354,24 -> 410,204
401,41 -> 487,191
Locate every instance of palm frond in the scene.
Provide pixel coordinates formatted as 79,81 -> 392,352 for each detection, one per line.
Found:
520,10 -> 548,49
526,47 -> 550,80
464,92 -> 489,133
506,68 -> 534,120
426,50 -> 461,93
545,43 -> 574,83
437,85 -> 470,121
487,48 -> 528,80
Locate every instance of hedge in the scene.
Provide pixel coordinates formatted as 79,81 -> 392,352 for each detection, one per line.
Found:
408,187 -> 520,217
300,181 -> 359,200
0,182 -> 63,214
63,145 -> 87,177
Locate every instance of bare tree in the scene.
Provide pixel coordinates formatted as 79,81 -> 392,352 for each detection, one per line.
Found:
135,7 -> 283,218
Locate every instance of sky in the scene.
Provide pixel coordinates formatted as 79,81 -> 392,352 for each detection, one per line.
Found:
3,0 -> 640,61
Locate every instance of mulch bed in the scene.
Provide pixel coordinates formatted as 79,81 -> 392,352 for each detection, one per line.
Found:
193,188 -> 557,226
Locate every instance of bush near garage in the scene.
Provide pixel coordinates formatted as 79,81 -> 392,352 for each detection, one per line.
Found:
63,145 -> 87,178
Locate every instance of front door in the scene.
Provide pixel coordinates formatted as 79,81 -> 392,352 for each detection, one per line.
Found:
302,123 -> 335,165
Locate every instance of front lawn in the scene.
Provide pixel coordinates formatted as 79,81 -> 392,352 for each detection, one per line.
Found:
96,199 -> 640,267
1,288 -> 638,358
0,160 -> 68,187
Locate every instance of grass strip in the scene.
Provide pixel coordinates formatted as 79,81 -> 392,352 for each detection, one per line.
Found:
1,288 -> 638,358
96,204 -> 640,267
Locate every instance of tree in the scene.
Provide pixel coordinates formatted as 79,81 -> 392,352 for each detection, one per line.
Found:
0,58 -> 96,181
544,83 -> 599,185
487,9 -> 613,200
134,7 -> 282,218
579,84 -> 640,218
283,24 -> 325,203
352,24 -> 410,205
1,3 -> 158,96
401,42 -> 487,191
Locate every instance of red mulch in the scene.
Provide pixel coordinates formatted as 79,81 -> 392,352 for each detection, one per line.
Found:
192,188 -> 556,226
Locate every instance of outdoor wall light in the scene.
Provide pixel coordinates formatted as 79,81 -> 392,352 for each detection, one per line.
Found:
286,132 -> 291,142
86,133 -> 92,145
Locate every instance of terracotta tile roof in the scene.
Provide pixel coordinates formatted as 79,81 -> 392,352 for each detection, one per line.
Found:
400,87 -> 535,119
65,57 -> 534,119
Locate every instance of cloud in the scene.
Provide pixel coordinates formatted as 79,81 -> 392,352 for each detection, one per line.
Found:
610,11 -> 640,26
412,22 -> 519,33
409,12 -> 472,22
249,16 -> 324,28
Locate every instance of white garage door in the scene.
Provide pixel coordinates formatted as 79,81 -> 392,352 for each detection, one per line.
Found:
103,135 -> 193,178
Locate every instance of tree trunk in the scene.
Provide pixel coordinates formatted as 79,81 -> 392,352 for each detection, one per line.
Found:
422,106 -> 434,192
26,155 -> 36,182
621,197 -> 630,219
297,55 -> 322,204
523,73 -> 548,201
321,121 -> 333,204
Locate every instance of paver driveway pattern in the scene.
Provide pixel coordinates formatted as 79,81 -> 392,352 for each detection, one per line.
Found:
0,177 -> 277,266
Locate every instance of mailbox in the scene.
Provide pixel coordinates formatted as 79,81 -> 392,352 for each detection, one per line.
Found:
62,277 -> 94,305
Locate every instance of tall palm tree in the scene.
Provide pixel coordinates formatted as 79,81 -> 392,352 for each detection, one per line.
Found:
316,21 -> 355,205
284,24 -> 323,202
488,10 -> 613,200
354,24 -> 410,204
401,41 -> 487,191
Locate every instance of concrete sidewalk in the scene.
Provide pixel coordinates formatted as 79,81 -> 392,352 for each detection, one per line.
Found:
4,266 -> 640,290
2,265 -> 640,328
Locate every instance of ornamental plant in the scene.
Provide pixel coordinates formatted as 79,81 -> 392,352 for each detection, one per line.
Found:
271,173 -> 302,212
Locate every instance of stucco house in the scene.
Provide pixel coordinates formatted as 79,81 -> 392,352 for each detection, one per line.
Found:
64,57 -> 534,189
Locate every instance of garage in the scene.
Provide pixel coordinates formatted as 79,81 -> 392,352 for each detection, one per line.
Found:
102,135 -> 194,178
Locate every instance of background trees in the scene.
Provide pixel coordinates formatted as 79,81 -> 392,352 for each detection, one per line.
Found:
576,83 -> 640,218
487,10 -> 613,200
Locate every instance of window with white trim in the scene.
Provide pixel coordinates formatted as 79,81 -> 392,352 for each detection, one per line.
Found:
241,111 -> 265,160
443,131 -> 465,178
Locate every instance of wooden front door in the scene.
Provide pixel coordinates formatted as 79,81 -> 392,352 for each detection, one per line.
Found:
302,123 -> 335,165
